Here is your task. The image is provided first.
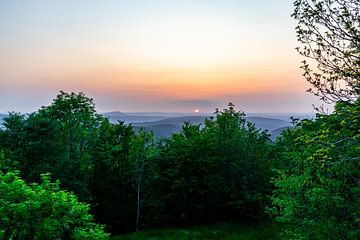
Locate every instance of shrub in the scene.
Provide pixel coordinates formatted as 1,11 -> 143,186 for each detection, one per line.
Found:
0,171 -> 109,240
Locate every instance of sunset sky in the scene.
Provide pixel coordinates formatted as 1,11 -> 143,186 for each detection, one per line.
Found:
0,0 -> 321,113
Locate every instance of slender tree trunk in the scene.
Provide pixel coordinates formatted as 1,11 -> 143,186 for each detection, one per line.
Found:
136,163 -> 145,232
136,175 -> 141,231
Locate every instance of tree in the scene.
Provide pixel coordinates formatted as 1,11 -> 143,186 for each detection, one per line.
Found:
148,122 -> 213,226
1,91 -> 104,201
293,0 -> 360,102
0,171 -> 109,240
204,103 -> 273,221
269,2 -> 360,238
129,128 -> 156,231
145,104 -> 274,227
271,99 -> 360,239
92,119 -> 136,233
37,91 -> 103,200
0,113 -> 27,165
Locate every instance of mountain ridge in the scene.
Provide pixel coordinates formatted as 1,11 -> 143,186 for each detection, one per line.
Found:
0,112 -> 298,140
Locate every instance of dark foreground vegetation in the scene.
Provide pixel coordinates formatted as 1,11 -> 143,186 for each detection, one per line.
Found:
0,0 -> 359,239
110,222 -> 282,240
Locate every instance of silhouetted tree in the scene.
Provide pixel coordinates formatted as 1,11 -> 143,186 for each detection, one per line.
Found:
293,0 -> 360,102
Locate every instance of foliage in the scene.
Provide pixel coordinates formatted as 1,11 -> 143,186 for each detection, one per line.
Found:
271,98 -> 360,239
0,149 -> 18,172
293,0 -> 360,102
35,91 -> 103,201
0,93 -> 276,234
145,103 -> 274,227
203,103 -> 274,220
0,171 -> 109,240
91,119 -> 136,233
0,91 -> 103,201
146,122 -> 213,226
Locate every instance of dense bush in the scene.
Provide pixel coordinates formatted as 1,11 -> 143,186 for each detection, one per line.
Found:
0,171 -> 109,240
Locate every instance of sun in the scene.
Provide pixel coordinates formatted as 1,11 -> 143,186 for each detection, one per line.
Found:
194,108 -> 199,113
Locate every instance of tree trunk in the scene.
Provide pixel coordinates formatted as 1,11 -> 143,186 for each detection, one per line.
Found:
136,175 -> 141,231
136,162 -> 145,232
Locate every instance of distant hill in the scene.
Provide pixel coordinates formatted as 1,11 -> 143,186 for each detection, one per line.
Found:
133,124 -> 181,138
246,113 -> 314,122
245,117 -> 290,131
0,111 -> 295,140
127,114 -> 292,139
0,114 -> 7,128
103,111 -> 211,124
269,126 -> 293,141
131,116 -> 209,138
132,116 -> 209,127
125,112 -> 199,117
103,111 -> 166,123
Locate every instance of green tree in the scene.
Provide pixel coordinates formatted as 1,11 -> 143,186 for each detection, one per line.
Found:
0,113 -> 27,165
204,103 -> 273,220
0,149 -> 18,173
129,128 -> 156,231
92,119 -> 136,233
269,1 -> 360,238
148,122 -> 213,225
0,171 -> 109,240
293,0 -> 360,102
1,91 -> 103,201
36,91 -> 103,200
145,104 -> 274,226
271,99 -> 360,239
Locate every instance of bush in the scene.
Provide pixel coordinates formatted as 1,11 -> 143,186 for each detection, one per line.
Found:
0,171 -> 109,240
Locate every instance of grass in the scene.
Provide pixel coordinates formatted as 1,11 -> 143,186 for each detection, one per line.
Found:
110,221 -> 282,240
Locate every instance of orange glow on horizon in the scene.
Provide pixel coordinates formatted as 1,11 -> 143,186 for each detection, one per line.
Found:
0,0 -> 320,113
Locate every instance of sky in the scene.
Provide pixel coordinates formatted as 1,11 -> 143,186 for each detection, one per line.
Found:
0,0 -> 321,113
